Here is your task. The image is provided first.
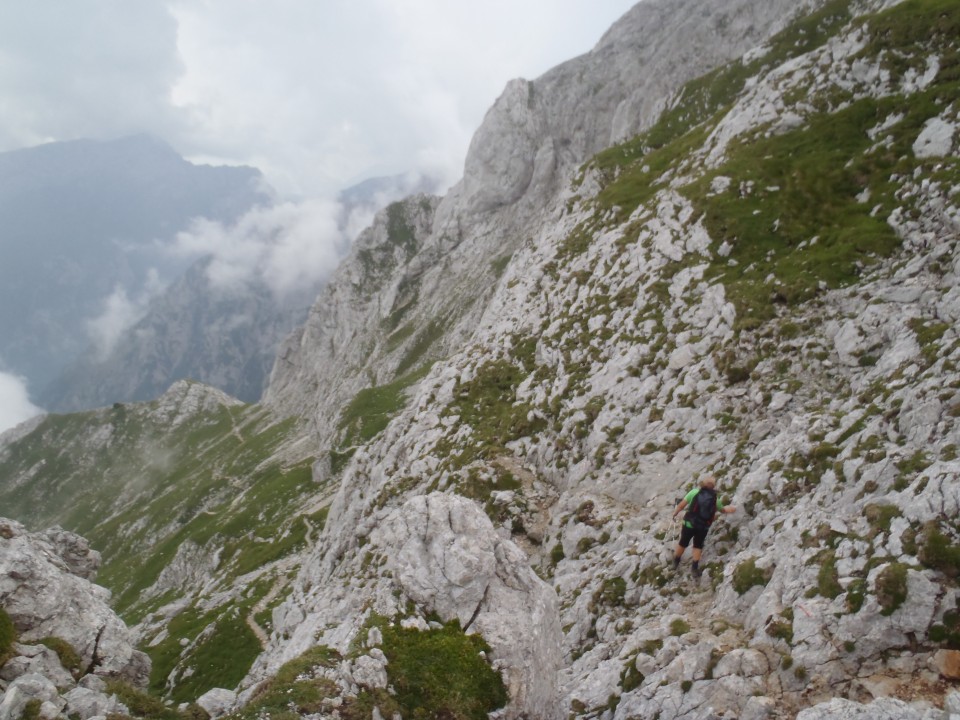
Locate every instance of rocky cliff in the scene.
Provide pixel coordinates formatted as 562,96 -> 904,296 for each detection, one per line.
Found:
2,0 -> 960,718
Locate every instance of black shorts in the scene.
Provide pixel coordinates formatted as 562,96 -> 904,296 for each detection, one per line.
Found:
679,523 -> 709,549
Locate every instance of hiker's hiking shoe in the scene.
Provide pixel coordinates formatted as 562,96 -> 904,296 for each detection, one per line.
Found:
672,556 -> 680,571
692,565 -> 702,578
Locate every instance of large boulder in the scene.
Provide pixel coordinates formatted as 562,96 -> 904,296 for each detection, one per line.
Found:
370,492 -> 563,719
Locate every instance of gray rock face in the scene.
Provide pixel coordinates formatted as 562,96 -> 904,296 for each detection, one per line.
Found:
0,518 -> 150,686
263,0 -> 807,430
253,0 -> 960,717
62,686 -> 129,720
460,0 -> 809,215
37,527 -> 100,581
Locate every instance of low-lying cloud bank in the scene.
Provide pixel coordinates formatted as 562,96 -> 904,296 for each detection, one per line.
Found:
0,370 -> 43,434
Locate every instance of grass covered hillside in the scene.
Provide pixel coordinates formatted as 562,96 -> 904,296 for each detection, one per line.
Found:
0,380 -> 325,701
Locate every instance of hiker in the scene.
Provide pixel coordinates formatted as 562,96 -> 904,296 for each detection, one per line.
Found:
670,476 -> 735,577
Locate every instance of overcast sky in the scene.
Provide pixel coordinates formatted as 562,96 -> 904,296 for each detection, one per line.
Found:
0,0 -> 639,433
0,0 -> 638,198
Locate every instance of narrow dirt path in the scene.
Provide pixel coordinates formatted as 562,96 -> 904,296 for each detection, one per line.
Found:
246,574 -> 290,648
245,516 -> 318,649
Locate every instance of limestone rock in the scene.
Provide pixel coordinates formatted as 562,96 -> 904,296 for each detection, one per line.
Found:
0,518 -> 150,686
0,644 -> 75,689
62,686 -> 129,720
37,527 -> 100,581
196,688 -> 237,718
350,650 -> 388,690
0,674 -> 62,720
371,493 -> 563,719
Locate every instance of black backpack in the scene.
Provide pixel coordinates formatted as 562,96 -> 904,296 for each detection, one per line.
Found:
686,487 -> 717,528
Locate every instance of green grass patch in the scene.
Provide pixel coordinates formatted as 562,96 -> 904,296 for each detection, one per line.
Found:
928,598 -> 960,649
691,97 -> 904,327
18,700 -> 41,720
919,524 -> 960,579
0,400 -> 314,622
864,503 -> 902,540
148,579 -> 273,702
38,637 -> 81,675
338,369 -> 426,447
816,551 -> 844,599
732,557 -> 772,595
875,562 -> 910,616
766,608 -> 794,644
594,577 -> 628,608
908,318 -> 950,366
105,680 -> 202,720
0,607 -> 16,666
861,0 -> 960,82
373,620 -> 508,720
589,0 -> 855,222
445,358 -> 546,467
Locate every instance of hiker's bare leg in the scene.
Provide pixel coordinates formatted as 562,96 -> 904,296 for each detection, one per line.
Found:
674,544 -> 685,559
692,547 -> 702,564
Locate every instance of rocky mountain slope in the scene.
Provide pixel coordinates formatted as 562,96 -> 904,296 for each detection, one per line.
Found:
2,0 -> 960,718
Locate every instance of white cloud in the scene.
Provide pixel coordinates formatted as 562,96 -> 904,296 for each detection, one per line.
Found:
169,172 -> 425,296
0,1 -> 638,196
0,370 -> 43,434
165,0 -> 638,197
170,199 -> 348,297
0,1 -> 182,150
87,270 -> 164,359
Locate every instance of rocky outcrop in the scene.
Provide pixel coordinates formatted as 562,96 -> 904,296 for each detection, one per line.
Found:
247,493 -> 562,719
0,520 -> 150,720
371,493 -> 563,718
0,518 -> 149,685
796,693 -> 960,720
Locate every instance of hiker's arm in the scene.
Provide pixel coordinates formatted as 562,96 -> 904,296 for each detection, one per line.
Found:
671,500 -> 688,519
722,505 -> 736,514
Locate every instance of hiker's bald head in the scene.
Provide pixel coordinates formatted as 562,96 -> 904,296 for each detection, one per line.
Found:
701,476 -> 716,489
